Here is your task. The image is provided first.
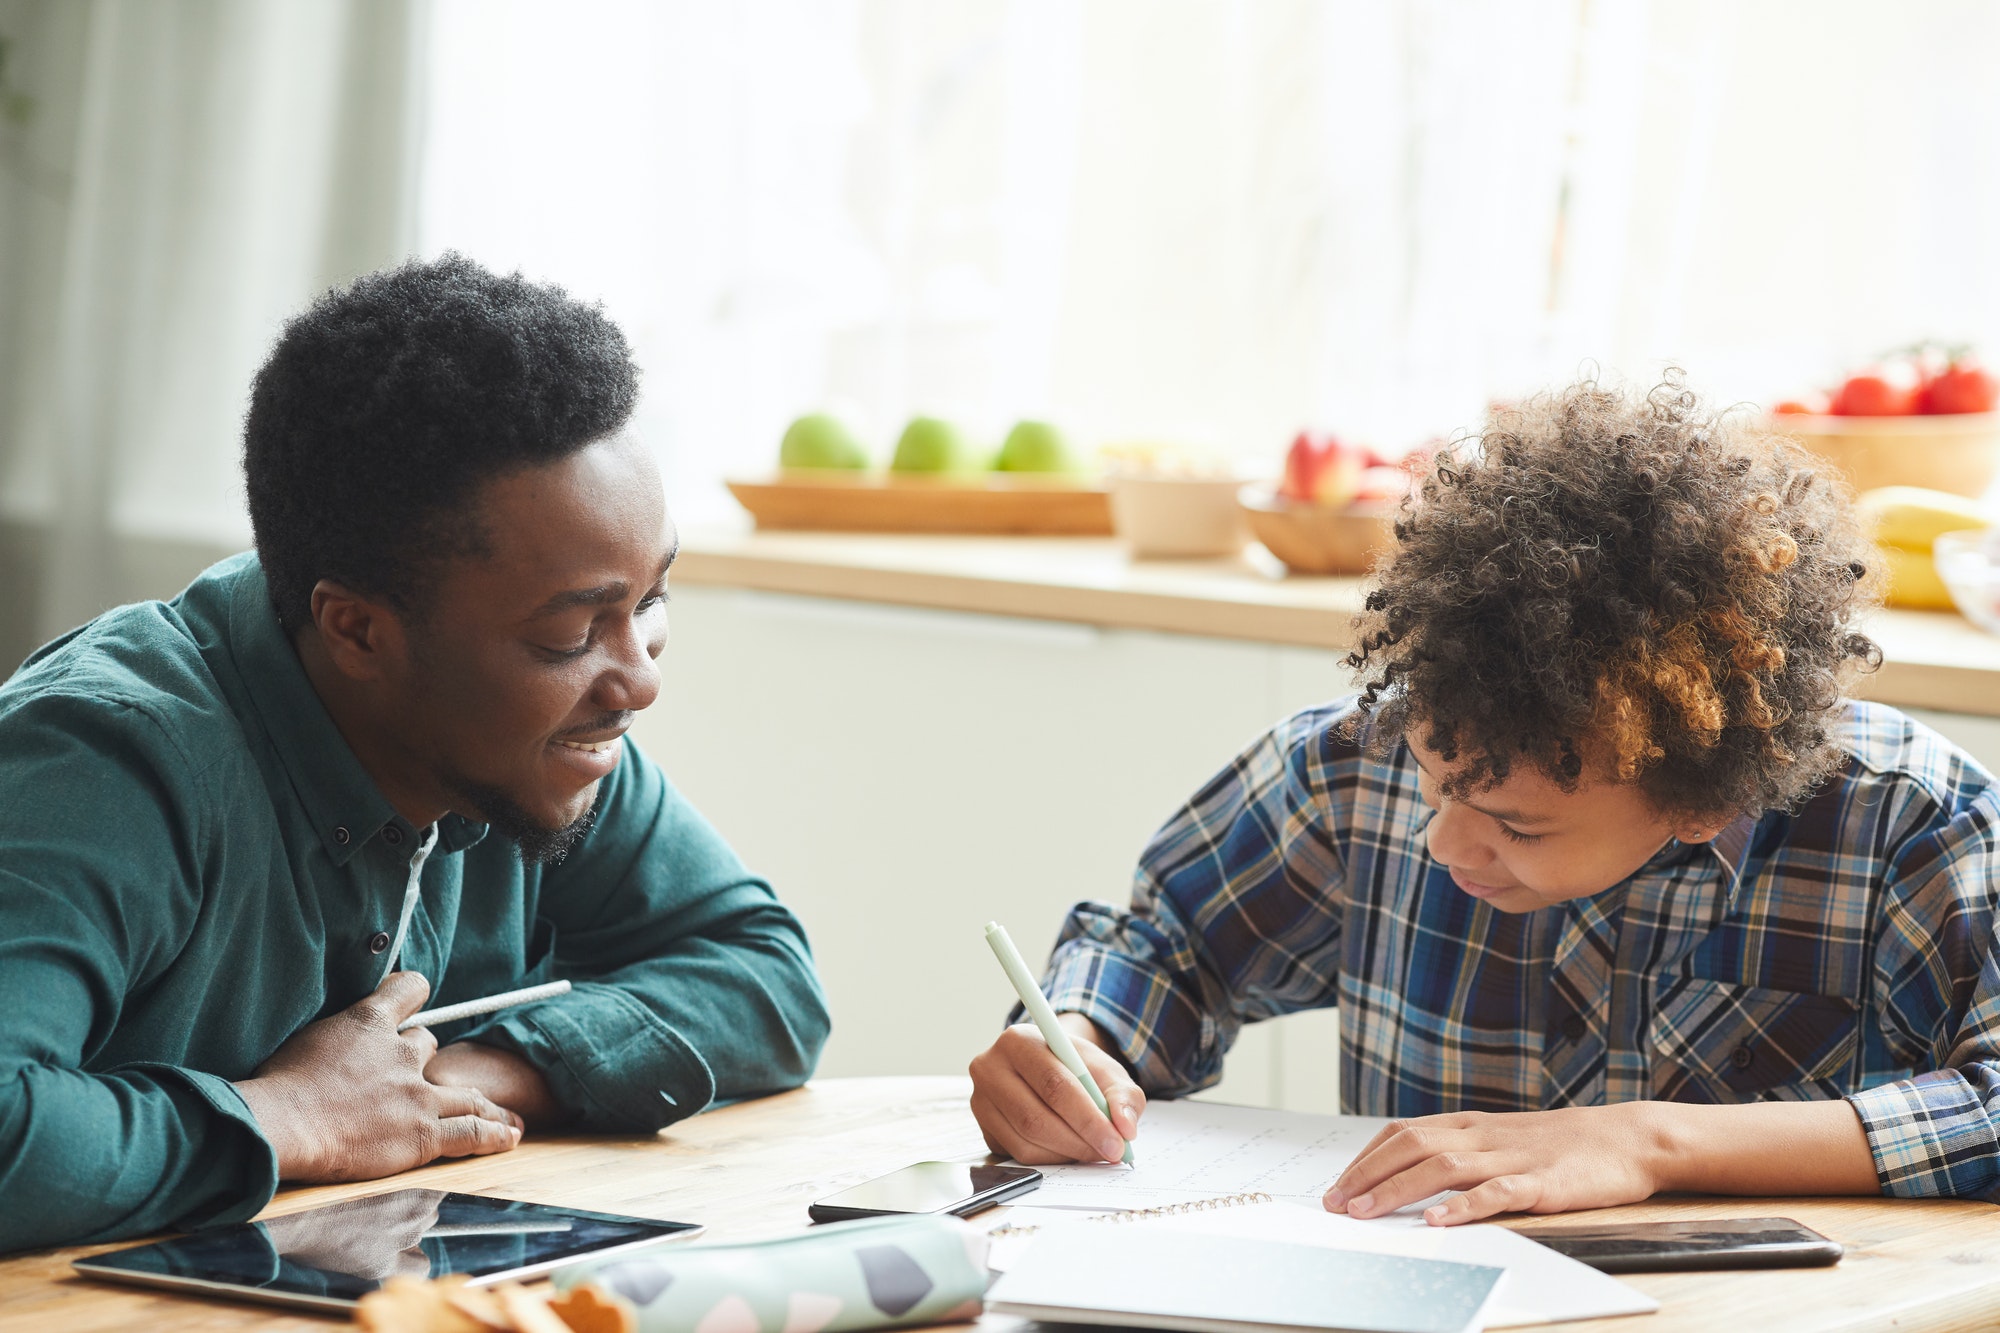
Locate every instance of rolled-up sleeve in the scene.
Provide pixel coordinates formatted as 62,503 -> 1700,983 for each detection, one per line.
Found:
1846,789 -> 2000,1201
459,738 -> 830,1131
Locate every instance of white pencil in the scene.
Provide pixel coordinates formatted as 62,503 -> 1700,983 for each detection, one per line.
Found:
398,979 -> 572,1032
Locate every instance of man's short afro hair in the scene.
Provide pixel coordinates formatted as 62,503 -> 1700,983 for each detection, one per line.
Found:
1345,373 -> 1882,822
244,252 -> 640,634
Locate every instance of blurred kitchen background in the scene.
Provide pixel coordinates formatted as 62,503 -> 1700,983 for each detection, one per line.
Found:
5,1 -> 2000,1108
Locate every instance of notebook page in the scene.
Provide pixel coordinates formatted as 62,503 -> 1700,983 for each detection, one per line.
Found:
1023,1099 -> 1399,1208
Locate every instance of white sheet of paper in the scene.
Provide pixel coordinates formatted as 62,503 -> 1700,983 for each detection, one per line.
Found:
1146,1201 -> 1659,1327
1021,1098 -> 1399,1208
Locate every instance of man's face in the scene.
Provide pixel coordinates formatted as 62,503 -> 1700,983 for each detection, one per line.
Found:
1406,731 -> 1725,913
392,429 -> 674,854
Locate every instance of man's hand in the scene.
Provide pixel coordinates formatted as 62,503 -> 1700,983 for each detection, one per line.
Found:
968,1016 -> 1145,1164
1325,1098 -> 1880,1226
426,1041 -> 569,1128
235,973 -> 522,1182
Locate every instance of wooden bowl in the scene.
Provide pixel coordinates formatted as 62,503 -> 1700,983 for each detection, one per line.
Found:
1239,486 -> 1397,575
727,472 -> 1112,535
1766,412 -> 2000,499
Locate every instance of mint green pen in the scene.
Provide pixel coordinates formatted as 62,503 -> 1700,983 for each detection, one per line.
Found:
984,920 -> 1135,1166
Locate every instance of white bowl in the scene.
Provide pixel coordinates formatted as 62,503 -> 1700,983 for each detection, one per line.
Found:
1934,528 -> 2000,635
1107,474 -> 1250,558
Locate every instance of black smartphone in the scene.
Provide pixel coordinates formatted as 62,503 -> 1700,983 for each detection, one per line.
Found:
808,1161 -> 1043,1223
1523,1217 -> 1844,1273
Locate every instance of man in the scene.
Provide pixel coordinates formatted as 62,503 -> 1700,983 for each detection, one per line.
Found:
0,255 -> 831,1252
969,377 -> 2000,1219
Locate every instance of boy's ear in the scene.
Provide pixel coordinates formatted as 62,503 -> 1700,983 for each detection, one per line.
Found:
308,578 -> 410,683
1671,812 -> 1738,846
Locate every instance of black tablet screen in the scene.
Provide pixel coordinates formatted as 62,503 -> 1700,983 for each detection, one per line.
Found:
77,1189 -> 697,1303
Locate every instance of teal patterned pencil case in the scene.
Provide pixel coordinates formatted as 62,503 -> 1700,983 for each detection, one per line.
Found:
551,1214 -> 988,1333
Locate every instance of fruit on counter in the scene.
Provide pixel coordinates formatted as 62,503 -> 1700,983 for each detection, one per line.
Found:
1279,432 -> 1364,506
1353,465 -> 1414,504
1856,485 -> 1994,611
890,416 -> 976,474
1919,359 -> 2000,415
1875,545 -> 1956,611
994,420 -> 1078,473
1774,346 -> 1999,418
1829,371 -> 1918,417
779,413 -> 869,469
1859,486 -> 1992,549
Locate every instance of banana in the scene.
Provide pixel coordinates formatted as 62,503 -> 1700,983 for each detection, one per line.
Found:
1854,487 -> 1991,611
1877,543 -> 1958,611
1856,486 -> 1992,552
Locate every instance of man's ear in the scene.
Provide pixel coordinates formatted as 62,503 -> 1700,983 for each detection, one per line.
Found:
308,579 -> 410,682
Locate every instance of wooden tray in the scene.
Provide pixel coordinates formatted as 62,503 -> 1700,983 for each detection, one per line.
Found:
727,472 -> 1114,535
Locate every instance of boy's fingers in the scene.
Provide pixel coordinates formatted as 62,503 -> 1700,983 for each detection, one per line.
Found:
992,1061 -> 1114,1162
1426,1176 -> 1530,1226
1333,1121 -> 1457,1201
1019,1048 -> 1126,1161
1080,1044 -> 1146,1140
1347,1151 -> 1493,1219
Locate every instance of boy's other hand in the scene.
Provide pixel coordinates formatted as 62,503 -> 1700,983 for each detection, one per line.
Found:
969,1016 -> 1145,1163
234,972 -> 523,1183
1325,1103 -> 1667,1225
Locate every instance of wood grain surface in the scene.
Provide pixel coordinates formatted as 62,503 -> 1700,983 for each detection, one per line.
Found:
4,1076 -> 1997,1332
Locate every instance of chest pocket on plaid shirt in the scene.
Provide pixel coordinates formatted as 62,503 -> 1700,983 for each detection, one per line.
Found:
1649,976 -> 1859,1101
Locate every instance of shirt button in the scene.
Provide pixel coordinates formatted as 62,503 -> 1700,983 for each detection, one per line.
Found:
1731,1044 -> 1755,1070
1561,1014 -> 1587,1042
333,826 -> 351,846
384,825 -> 405,847
368,931 -> 391,955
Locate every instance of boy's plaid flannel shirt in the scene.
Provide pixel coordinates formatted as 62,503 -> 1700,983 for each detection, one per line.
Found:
1043,699 -> 2000,1200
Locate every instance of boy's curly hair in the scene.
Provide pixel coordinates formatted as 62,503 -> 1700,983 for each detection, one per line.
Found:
1346,373 -> 1882,821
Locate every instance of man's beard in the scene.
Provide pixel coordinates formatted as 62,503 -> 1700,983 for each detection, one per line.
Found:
449,777 -> 598,865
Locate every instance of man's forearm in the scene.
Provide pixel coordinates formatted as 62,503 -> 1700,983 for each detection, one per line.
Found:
1647,1097 -> 1881,1196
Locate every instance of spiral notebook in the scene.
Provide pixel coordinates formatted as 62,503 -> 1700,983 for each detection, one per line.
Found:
985,1218 -> 1503,1333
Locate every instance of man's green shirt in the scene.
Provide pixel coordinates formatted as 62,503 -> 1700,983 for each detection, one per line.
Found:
0,554 -> 830,1252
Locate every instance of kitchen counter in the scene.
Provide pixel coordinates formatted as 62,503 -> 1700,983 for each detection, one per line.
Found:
676,526 -> 2000,718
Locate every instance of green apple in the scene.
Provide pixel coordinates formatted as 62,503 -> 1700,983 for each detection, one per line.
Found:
994,419 -> 1077,473
890,416 -> 975,474
779,413 -> 868,470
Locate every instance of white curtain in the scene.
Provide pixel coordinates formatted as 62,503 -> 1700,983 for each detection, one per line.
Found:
418,0 -> 2000,527
0,0 -> 425,644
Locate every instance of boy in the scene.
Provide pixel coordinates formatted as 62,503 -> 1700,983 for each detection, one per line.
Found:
968,377 -> 2000,1224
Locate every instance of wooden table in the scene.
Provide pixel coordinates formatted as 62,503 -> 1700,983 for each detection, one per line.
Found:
5,1076 -> 1998,1332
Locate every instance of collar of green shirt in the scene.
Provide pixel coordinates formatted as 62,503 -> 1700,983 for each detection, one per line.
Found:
220,554 -> 488,868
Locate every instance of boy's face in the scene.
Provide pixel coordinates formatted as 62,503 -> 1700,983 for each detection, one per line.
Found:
1407,732 -> 1730,913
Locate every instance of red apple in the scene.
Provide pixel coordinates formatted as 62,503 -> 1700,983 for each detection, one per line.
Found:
1919,360 -> 1999,415
1831,372 -> 1918,416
